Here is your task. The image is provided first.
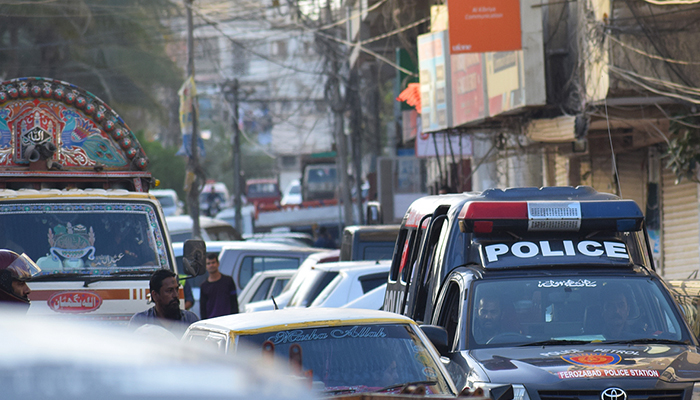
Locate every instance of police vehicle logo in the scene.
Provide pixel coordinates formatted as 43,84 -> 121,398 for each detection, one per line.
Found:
601,387 -> 626,400
562,352 -> 621,366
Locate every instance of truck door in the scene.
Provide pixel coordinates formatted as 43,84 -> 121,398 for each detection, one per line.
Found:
406,211 -> 448,323
384,220 -> 426,314
432,269 -> 471,390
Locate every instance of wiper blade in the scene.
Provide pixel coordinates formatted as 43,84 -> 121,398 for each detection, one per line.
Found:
81,270 -> 155,286
519,339 -> 591,347
375,380 -> 437,393
603,338 -> 688,345
107,270 -> 157,277
322,388 -> 357,395
31,273 -> 92,281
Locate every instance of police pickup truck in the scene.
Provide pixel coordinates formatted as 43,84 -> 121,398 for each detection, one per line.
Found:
383,186 -> 700,400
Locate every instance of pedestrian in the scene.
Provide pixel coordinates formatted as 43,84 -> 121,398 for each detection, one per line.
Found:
206,186 -> 221,216
438,184 -> 454,195
0,250 -> 41,312
129,269 -> 199,338
313,226 -> 335,249
178,274 -> 195,311
200,253 -> 239,319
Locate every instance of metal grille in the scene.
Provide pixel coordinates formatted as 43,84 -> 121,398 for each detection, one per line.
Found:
538,389 -> 684,400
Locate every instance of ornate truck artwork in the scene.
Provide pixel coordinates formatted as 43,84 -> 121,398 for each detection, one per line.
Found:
0,78 -> 147,171
46,222 -> 125,270
49,222 -> 97,265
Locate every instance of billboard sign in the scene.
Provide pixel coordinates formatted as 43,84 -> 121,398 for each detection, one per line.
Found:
418,31 -> 452,133
448,0 -> 522,54
485,50 -> 525,116
451,52 -> 486,125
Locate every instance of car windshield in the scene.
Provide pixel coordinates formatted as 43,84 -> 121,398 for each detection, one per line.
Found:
287,269 -> 338,307
238,323 -> 453,395
247,183 -> 278,198
468,275 -> 691,348
0,200 -> 168,277
155,195 -> 175,207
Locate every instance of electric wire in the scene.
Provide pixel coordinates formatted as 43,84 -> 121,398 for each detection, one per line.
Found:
604,97 -> 623,196
606,33 -> 700,66
185,1 -> 326,77
642,0 -> 700,5
608,66 -> 700,104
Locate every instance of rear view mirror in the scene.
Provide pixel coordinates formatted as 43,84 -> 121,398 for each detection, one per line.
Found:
182,239 -> 206,277
366,201 -> 383,225
419,325 -> 449,355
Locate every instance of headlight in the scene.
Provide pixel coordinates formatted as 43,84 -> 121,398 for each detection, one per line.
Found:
512,384 -> 531,400
472,383 -> 531,400
692,382 -> 700,400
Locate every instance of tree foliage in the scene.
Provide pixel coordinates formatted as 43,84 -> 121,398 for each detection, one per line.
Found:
0,0 -> 182,126
200,120 -> 277,193
135,130 -> 187,201
664,115 -> 700,184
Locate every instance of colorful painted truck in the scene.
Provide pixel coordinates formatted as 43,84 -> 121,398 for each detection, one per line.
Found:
0,77 -> 203,324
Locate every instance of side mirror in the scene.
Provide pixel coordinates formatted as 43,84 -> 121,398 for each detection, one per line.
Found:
366,201 -> 383,225
182,239 -> 206,277
419,324 -> 449,355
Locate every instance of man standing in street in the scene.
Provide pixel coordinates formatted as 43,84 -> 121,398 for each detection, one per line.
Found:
129,269 -> 199,338
200,253 -> 239,319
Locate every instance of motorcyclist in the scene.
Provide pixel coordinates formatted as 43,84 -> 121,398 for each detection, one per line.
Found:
0,250 -> 41,311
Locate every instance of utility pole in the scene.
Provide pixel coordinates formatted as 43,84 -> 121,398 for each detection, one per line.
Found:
348,68 -> 364,225
185,0 -> 204,238
324,0 -> 354,228
346,3 -> 364,225
231,79 -> 243,234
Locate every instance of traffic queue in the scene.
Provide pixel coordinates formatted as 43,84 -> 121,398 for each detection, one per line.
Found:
1,78 -> 699,400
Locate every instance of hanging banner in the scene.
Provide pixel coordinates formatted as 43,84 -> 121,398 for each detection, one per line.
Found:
178,76 -> 197,136
176,76 -> 205,158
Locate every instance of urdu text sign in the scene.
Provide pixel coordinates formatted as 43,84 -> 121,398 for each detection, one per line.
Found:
448,0 -> 522,54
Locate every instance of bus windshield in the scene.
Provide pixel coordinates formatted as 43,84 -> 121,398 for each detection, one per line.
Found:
0,201 -> 169,277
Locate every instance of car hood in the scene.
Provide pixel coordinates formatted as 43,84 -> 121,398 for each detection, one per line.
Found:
466,343 -> 700,385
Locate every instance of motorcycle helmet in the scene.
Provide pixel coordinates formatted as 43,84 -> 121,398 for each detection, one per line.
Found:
0,250 -> 41,306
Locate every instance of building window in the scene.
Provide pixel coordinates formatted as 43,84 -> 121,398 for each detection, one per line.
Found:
271,40 -> 288,59
195,37 -> 219,77
231,41 -> 250,76
281,156 -> 296,168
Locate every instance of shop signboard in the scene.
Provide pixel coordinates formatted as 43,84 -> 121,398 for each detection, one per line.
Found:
418,31 -> 452,133
447,0 -> 522,54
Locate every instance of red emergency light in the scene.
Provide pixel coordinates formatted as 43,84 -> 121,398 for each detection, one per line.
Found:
458,200 -> 643,234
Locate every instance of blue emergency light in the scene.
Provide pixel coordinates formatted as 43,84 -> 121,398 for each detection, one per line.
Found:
458,200 -> 644,234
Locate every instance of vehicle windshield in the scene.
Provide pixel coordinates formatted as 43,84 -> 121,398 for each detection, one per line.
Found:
247,183 -> 278,198
238,323 -> 453,395
155,195 -> 175,207
0,201 -> 168,277
287,269 -> 338,307
468,275 -> 691,348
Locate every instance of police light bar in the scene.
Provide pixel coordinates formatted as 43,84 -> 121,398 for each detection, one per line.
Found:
458,200 -> 644,234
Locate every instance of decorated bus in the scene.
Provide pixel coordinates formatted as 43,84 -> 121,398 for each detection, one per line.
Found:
0,77 -> 203,324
